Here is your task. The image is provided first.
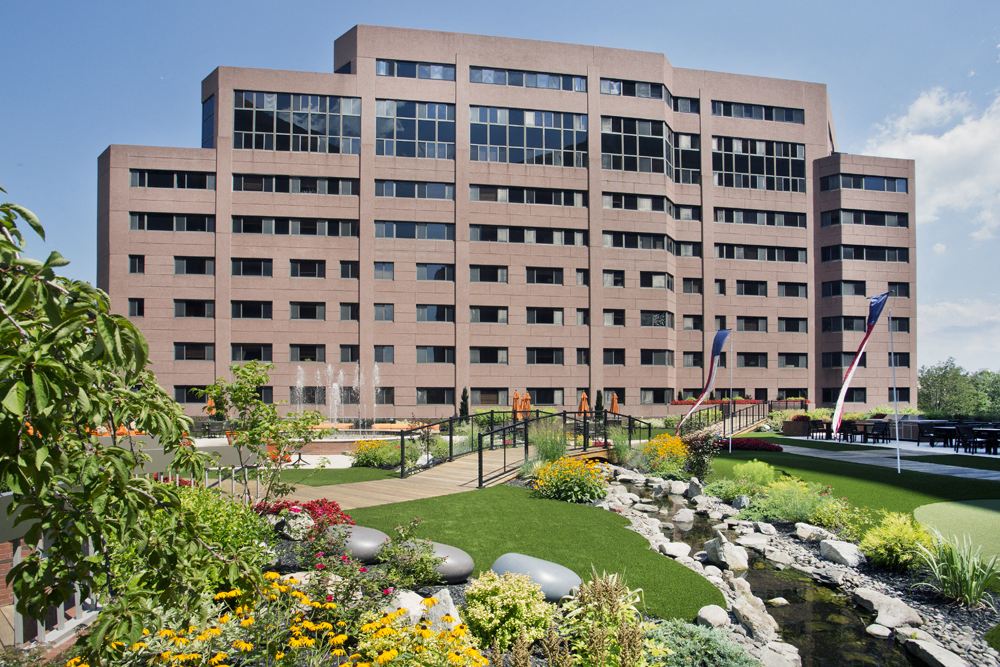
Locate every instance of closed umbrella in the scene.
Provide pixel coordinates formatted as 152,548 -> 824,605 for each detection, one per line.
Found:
522,392 -> 532,416
511,390 -> 520,421
609,392 -> 620,415
578,391 -> 589,414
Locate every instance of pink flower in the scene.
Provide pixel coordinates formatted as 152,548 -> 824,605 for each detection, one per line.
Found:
326,595 -> 334,602
359,567 -> 368,573
341,555 -> 350,562
316,564 -> 326,570
382,587 -> 394,595
289,507 -> 302,513
315,552 -> 325,558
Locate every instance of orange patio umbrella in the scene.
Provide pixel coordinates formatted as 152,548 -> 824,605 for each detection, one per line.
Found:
577,391 -> 589,414
609,392 -> 620,414
511,390 -> 521,420
521,392 -> 532,415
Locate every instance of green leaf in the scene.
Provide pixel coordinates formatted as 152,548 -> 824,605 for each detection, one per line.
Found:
1,381 -> 26,417
7,204 -> 44,241
42,251 -> 70,269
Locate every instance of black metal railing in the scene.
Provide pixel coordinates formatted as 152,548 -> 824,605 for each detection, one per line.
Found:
720,401 -> 771,437
676,405 -> 727,437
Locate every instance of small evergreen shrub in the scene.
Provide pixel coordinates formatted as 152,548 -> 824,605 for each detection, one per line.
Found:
463,570 -> 555,651
738,478 -> 828,524
644,618 -> 760,667
535,457 -> 607,503
860,512 -> 933,571
732,459 -> 778,486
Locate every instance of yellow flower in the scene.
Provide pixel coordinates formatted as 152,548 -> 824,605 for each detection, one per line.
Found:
421,597 -> 439,608
129,642 -> 147,651
209,652 -> 228,665
275,652 -> 285,660
158,629 -> 176,638
219,614 -> 231,624
264,572 -> 281,580
240,617 -> 254,627
331,648 -> 347,656
376,649 -> 398,664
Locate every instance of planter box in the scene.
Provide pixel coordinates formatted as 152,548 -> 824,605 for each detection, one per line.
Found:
782,421 -> 810,437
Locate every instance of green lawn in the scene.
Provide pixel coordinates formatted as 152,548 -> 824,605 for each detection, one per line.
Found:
349,485 -> 724,621
914,499 -> 1000,559
281,467 -> 397,486
904,454 -> 1000,472
732,433 -> 882,453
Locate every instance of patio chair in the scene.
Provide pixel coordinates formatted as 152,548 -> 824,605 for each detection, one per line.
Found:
916,422 -> 937,447
809,420 -> 826,439
837,421 -> 857,443
207,421 -> 226,437
956,425 -> 985,454
869,421 -> 890,444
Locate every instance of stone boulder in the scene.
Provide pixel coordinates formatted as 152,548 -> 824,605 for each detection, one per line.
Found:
339,526 -> 390,564
732,495 -> 751,510
761,642 -> 802,667
633,503 -> 658,513
764,547 -> 794,567
756,522 -> 778,535
736,533 -> 771,552
686,478 -> 704,498
492,553 -> 581,602
705,536 -> 749,570
672,508 -> 696,523
732,596 -> 779,643
422,588 -> 462,631
904,639 -> 970,667
383,589 -> 426,623
795,522 -> 835,542
866,624 -> 892,638
853,588 -> 924,628
429,542 -> 475,584
820,539 -> 865,567
696,604 -> 731,628
669,480 -> 689,496
658,542 -> 691,559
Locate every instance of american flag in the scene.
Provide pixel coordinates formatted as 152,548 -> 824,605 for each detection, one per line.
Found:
832,292 -> 890,433
677,329 -> 731,432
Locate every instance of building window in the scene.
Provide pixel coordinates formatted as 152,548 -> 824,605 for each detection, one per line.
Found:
290,344 -> 325,363
682,315 -> 702,331
605,231 -> 691,254
339,303 -> 358,321
526,348 -> 564,365
821,245 -> 910,263
890,318 -> 910,333
289,302 -> 324,321
602,389 -> 625,405
375,262 -> 394,280
232,343 -> 272,362
600,116 -> 677,178
290,386 -> 326,405
576,269 -> 589,286
417,305 -> 455,322
378,59 -> 456,80
738,353 -> 768,368
374,304 -> 394,322
641,349 -> 673,366
174,257 -> 214,276
131,213 -> 215,232
822,280 -> 866,298
717,244 -> 807,263
714,207 -> 806,228
889,387 -> 911,402
682,278 -> 702,294
290,260 -> 326,278
602,349 -> 625,366
128,255 -> 144,274
603,310 -> 624,327
526,267 -> 563,285
340,386 -> 358,405
712,136 -> 806,192
778,282 -> 807,298
576,309 -> 590,326
820,174 -> 908,193
233,173 -> 359,196
641,388 -> 673,405
174,386 -> 207,404
471,388 -> 509,406
821,210 -> 909,228
233,91 -> 361,154
576,348 -> 590,365
417,387 -> 455,405
527,388 -> 564,406
128,298 -> 144,317
470,306 -> 506,324
201,95 -> 215,148
715,280 -> 726,295
232,301 -> 272,319
528,308 -> 564,325
377,221 -> 455,240
376,100 -> 456,159
640,311 -> 673,328
889,282 -> 910,298
822,352 -> 867,368
822,317 -> 866,333
471,67 -> 584,92
602,192 -> 700,219
470,106 -> 588,168
417,346 -> 455,364
471,225 -> 585,246
778,353 -> 807,369
715,316 -> 726,331
777,389 -> 808,400
737,316 -> 767,333
470,347 -> 508,364
822,387 -> 866,404
417,263 -> 455,281
376,387 -> 395,405
130,170 -> 215,190
376,180 -> 455,200
338,345 -> 359,363
174,343 -> 214,361
470,265 -> 508,283
232,258 -> 272,277
339,261 -> 359,279
470,185 -> 587,207
232,217 -> 358,236
711,101 -> 804,124
603,270 -> 625,288
889,353 -> 910,367
735,280 -> 767,297
777,318 -> 808,333
373,345 -> 394,364
174,300 -> 214,318
639,272 -> 673,290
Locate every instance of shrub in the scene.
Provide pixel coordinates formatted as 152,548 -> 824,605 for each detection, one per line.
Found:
639,433 -> 687,477
808,495 -> 873,542
702,478 -> 765,503
860,512 -> 934,571
916,530 -> 1000,609
254,498 -> 353,535
607,426 -> 632,463
732,459 -> 778,486
682,432 -> 717,480
463,570 -> 555,651
661,415 -> 682,429
559,571 -> 645,667
535,457 -> 607,503
644,618 -> 759,667
987,623 -> 1000,652
348,438 -> 419,468
738,478 -> 828,524
792,414 -> 811,422
533,421 -> 569,463
721,438 -> 783,453
375,517 -> 445,589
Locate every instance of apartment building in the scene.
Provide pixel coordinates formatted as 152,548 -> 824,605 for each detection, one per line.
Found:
97,25 -> 917,418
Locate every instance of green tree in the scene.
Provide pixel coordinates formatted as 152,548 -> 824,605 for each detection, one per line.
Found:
918,357 -> 980,416
459,387 -> 470,417
594,389 -> 604,414
200,361 -> 322,503
971,369 -> 1000,419
0,191 -> 260,658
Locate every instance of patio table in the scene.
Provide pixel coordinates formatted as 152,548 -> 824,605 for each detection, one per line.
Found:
974,428 -> 1000,456
932,426 -> 958,449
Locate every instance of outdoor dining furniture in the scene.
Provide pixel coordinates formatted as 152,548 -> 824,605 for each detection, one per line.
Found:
868,421 -> 890,444
974,428 -> 1000,456
956,425 -> 986,454
809,420 -> 828,439
916,422 -> 939,447
837,421 -> 859,442
932,425 -> 958,449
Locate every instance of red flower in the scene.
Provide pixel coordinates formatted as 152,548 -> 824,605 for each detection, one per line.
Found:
316,564 -> 326,570
359,567 -> 368,573
326,595 -> 334,602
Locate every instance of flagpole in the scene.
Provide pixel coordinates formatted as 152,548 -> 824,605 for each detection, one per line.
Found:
729,333 -> 734,454
890,308 -> 901,473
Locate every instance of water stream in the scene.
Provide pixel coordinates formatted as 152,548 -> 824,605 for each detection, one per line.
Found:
626,484 -> 917,667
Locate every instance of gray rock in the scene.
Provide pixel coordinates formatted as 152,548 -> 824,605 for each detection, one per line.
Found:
756,522 -> 777,535
690,494 -> 712,507
736,533 -> 771,551
646,477 -> 664,486
429,542 -> 475,584
768,597 -> 789,607
673,508 -> 696,523
416,453 -> 433,466
705,536 -> 749,570
686,478 -> 704,498
812,566 -> 847,586
764,548 -> 794,566
894,627 -> 936,644
384,589 -> 426,623
340,525 -> 390,564
658,542 -> 692,559
732,495 -> 751,510
729,577 -> 752,596
621,493 -> 641,504
867,624 -> 893,638
795,522 -> 835,541
904,639 -> 971,667
696,604 -> 731,628
762,642 -> 802,667
732,596 -> 779,643
853,588 -> 924,628
708,510 -> 724,521
492,553 -> 582,602
633,503 -> 658,512
669,481 -> 689,496
703,565 -> 722,577
422,588 -> 461,631
820,539 -> 865,567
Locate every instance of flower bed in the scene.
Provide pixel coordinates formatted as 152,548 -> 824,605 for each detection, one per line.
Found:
254,498 -> 354,536
718,438 -> 783,452
670,398 -> 764,406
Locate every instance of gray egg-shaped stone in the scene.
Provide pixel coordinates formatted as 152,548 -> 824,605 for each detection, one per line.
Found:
337,525 -> 390,564
491,553 -> 582,602
430,541 -> 475,584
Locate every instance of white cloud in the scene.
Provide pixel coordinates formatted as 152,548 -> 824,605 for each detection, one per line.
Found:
919,300 -> 1000,369
932,243 -> 947,253
864,88 -> 1000,239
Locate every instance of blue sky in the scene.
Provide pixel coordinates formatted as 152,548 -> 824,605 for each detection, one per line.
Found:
4,0 -> 1000,370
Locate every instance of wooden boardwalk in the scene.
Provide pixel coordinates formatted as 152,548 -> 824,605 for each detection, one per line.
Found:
285,446 -> 609,510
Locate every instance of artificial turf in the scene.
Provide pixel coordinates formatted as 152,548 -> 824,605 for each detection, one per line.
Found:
280,467 -> 397,486
913,499 -> 1000,559
731,433 -> 882,453
348,485 -> 725,621
904,454 -> 1000,472
987,623 -> 1000,652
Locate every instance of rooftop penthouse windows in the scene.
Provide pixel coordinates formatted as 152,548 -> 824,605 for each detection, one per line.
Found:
470,225 -> 587,246
378,59 -> 455,80
470,67 -> 585,92
376,180 -> 455,200
232,174 -> 359,195
231,217 -> 358,237
714,208 -> 806,228
820,174 -> 908,193
376,100 -> 456,159
233,90 -> 361,154
130,170 -> 215,190
130,213 -> 215,232
469,106 -> 588,167
601,117 -> 674,176
821,210 -> 909,228
711,101 -> 804,124
820,245 -> 910,263
711,136 -> 806,192
470,185 -> 587,207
